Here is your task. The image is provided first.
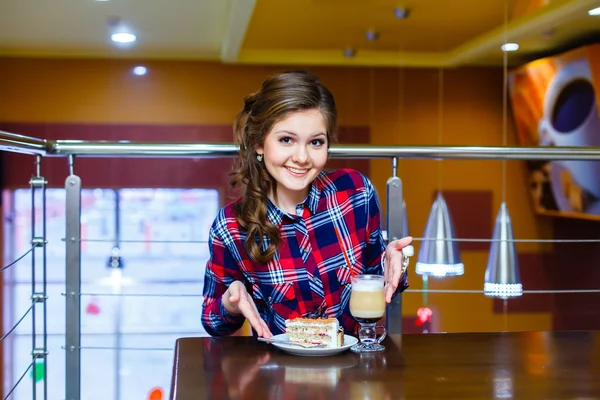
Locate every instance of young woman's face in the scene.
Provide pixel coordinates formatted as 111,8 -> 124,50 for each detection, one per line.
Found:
257,109 -> 329,202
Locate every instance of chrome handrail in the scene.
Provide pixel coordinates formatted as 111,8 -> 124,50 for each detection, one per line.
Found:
0,130 -> 51,155
52,141 -> 600,160
2,130 -> 600,160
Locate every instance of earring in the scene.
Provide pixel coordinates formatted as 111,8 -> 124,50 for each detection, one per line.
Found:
256,154 -> 263,162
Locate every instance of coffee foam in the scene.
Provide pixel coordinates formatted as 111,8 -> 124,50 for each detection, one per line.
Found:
351,310 -> 383,318
352,279 -> 384,292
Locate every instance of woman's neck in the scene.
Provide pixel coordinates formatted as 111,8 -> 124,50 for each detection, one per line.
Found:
269,187 -> 309,215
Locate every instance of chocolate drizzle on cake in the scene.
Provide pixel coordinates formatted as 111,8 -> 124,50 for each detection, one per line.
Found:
303,305 -> 327,319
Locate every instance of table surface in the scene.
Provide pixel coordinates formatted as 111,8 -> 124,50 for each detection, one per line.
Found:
170,330 -> 600,400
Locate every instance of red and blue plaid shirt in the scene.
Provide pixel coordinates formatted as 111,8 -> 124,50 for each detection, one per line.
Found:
201,168 -> 408,336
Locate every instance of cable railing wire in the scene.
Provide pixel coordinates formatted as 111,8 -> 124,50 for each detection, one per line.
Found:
412,237 -> 600,243
62,345 -> 173,352
3,356 -> 38,400
75,293 -> 203,297
1,302 -> 35,343
0,246 -> 35,273
67,237 -> 600,244
72,292 -> 302,298
405,289 -> 600,294
65,238 -> 210,244
74,288 -> 600,298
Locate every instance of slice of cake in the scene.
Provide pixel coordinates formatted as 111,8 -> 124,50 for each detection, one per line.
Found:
285,317 -> 344,348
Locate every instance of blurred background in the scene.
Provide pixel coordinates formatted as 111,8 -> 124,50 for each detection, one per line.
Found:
2,0 -> 600,398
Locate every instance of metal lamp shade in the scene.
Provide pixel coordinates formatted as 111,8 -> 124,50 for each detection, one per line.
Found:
484,202 -> 523,299
415,192 -> 464,277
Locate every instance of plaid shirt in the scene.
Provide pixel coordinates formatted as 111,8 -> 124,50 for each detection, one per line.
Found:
201,168 -> 409,337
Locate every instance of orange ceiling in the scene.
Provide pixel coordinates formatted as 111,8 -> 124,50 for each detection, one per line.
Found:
237,0 -> 600,67
244,0 -> 521,53
0,0 -> 598,68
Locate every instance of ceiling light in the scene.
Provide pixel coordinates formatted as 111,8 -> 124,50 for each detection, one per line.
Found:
589,7 -> 600,15
111,32 -> 136,44
366,29 -> 380,41
394,7 -> 410,19
132,66 -> 147,76
501,43 -> 519,52
107,16 -> 137,44
343,47 -> 356,58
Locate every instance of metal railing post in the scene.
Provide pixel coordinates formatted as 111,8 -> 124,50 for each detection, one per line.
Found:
29,155 -> 48,400
65,155 -> 82,400
386,157 -> 404,334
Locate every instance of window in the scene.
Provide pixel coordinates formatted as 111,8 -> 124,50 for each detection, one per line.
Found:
3,188 -> 219,399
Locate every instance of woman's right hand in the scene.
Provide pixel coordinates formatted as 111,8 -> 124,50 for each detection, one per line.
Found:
222,281 -> 273,338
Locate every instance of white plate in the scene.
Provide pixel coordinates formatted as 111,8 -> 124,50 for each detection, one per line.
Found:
266,334 -> 358,357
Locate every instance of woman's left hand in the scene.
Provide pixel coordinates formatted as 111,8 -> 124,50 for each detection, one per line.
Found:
384,236 -> 413,303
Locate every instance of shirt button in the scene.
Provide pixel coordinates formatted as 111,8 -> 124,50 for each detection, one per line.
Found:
312,276 -> 318,282
268,296 -> 272,302
288,282 -> 293,286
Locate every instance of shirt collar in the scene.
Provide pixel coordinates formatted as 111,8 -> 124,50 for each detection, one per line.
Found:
266,200 -> 285,226
305,179 -> 321,214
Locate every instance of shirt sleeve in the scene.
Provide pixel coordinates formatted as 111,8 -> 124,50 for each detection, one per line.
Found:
201,220 -> 247,336
362,175 -> 409,294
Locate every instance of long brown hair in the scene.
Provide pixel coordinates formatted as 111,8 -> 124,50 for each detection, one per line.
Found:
230,70 -> 338,263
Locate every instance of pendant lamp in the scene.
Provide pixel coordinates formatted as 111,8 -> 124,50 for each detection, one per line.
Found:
484,5 -> 523,300
415,192 -> 464,277
484,202 -> 522,298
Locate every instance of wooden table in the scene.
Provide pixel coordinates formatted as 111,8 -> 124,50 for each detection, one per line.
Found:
170,331 -> 600,399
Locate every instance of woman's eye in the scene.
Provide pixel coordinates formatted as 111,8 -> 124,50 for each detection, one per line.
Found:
279,137 -> 292,144
311,139 -> 325,146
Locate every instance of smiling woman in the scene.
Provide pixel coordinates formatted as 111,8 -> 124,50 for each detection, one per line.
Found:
201,70 -> 413,341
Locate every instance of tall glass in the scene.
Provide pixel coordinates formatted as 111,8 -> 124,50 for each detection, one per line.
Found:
349,274 -> 387,353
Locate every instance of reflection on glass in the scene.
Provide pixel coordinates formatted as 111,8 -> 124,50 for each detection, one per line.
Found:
523,331 -> 551,377
279,354 -> 357,389
211,327 -> 364,400
284,366 -> 339,387
221,352 -> 271,399
349,381 -> 391,400
351,352 -> 396,399
357,351 -> 388,371
493,370 -> 513,399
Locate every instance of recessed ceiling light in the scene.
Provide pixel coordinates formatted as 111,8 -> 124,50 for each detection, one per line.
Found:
111,32 -> 136,44
132,66 -> 147,76
589,7 -> 600,15
366,29 -> 380,41
541,27 -> 555,38
343,47 -> 356,58
501,43 -> 519,52
394,7 -> 410,19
